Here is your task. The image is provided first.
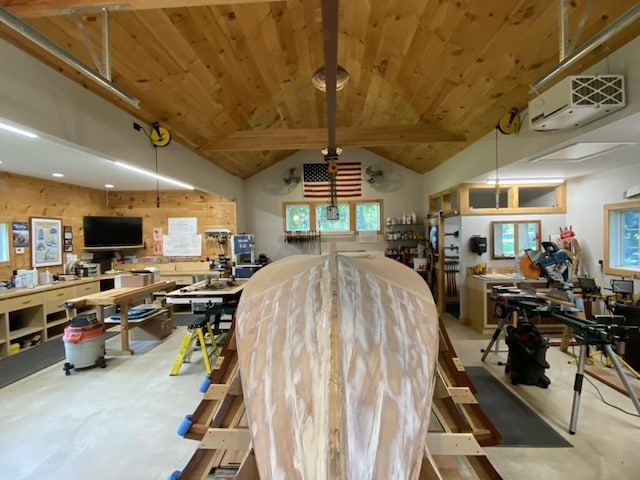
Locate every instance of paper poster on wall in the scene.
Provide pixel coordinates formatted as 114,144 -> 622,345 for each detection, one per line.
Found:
153,227 -> 163,255
163,234 -> 202,257
12,222 -> 29,247
168,217 -> 197,235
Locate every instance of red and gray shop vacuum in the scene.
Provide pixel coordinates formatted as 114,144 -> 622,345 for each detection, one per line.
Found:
62,313 -> 107,375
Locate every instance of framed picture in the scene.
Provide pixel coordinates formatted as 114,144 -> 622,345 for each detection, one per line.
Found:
30,217 -> 63,267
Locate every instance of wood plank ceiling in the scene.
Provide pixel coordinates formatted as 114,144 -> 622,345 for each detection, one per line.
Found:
1,0 -> 639,179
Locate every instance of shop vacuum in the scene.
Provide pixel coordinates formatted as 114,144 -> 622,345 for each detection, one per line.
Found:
62,313 -> 107,375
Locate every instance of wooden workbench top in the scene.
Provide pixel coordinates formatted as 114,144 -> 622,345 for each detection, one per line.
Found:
67,280 -> 176,306
0,276 -> 101,301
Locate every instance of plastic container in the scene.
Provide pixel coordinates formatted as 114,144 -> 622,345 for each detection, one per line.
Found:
413,258 -> 427,271
63,313 -> 107,374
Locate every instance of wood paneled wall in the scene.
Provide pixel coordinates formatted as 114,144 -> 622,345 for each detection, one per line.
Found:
0,172 -> 236,280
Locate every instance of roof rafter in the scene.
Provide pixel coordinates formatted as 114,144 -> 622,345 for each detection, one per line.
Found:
2,0 -> 284,18
208,125 -> 465,151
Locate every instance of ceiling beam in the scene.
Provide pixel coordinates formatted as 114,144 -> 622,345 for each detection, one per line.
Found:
2,0 -> 284,18
208,125 -> 465,152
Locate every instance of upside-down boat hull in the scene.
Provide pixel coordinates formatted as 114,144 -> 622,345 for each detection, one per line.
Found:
235,251 -> 439,479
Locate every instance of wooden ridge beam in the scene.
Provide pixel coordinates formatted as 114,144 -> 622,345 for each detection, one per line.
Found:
2,0 -> 284,18
208,125 -> 465,151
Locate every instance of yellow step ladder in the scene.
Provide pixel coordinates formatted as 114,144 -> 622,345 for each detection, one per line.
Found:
170,319 -> 220,376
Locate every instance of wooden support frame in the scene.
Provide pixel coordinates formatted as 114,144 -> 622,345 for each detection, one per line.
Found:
175,317 -> 503,479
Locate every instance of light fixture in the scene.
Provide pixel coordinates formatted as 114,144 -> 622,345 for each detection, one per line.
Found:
0,121 -> 38,138
312,65 -> 350,92
529,142 -> 637,163
114,161 -> 194,190
486,178 -> 564,185
51,172 -> 64,178
104,183 -> 115,189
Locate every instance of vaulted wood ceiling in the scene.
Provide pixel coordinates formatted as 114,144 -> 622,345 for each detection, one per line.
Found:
1,0 -> 639,179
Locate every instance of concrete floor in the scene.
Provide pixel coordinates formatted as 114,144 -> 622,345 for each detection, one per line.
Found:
0,314 -> 638,479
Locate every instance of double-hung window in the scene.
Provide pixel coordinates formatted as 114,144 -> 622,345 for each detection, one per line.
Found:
604,201 -> 640,275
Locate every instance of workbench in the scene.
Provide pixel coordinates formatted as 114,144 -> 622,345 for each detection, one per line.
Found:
65,280 -> 176,355
463,274 -> 552,333
164,280 -> 245,315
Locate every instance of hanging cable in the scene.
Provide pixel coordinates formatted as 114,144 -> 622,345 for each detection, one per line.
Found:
154,145 -> 160,208
495,127 -> 500,209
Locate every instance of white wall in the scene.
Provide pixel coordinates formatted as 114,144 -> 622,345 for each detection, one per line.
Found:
0,40 -> 247,227
567,160 -> 640,290
243,148 -> 424,260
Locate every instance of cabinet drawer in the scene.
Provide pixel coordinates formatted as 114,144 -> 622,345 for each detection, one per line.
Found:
43,286 -> 76,303
75,282 -> 100,296
3,294 -> 42,312
45,299 -> 68,314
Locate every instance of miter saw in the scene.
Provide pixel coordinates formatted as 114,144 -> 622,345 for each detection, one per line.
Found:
518,241 -> 574,303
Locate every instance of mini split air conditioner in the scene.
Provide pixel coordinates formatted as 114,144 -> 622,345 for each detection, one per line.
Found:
529,75 -> 625,131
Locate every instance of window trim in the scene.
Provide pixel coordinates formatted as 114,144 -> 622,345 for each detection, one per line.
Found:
604,200 -> 640,276
283,199 -> 383,235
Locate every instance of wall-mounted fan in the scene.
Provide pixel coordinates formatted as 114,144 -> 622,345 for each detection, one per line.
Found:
363,164 -> 403,192
263,167 -> 301,195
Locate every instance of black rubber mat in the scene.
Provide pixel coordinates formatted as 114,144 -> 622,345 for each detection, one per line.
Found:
466,366 -> 572,447
0,333 -> 117,389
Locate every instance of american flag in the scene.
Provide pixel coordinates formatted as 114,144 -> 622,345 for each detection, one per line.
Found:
303,162 -> 362,198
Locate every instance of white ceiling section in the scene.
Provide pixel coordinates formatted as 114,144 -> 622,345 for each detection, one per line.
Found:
0,117 -> 193,191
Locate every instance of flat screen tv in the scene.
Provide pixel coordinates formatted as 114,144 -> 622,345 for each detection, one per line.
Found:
83,216 -> 144,250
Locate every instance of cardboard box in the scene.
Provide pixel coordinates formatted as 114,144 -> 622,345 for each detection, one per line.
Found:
130,317 -> 174,341
115,273 -> 153,288
132,268 -> 160,282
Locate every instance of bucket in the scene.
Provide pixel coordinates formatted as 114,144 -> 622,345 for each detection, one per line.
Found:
413,258 -> 427,271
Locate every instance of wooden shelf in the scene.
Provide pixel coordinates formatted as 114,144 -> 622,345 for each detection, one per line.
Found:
46,317 -> 68,328
9,325 -> 43,341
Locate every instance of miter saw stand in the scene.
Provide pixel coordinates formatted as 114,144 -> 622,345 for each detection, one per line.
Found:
550,311 -> 640,433
481,241 -> 574,363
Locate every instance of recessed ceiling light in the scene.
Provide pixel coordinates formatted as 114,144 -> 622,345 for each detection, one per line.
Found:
529,142 -> 637,163
104,183 -> 115,189
114,161 -> 195,190
52,172 -> 64,178
0,121 -> 38,138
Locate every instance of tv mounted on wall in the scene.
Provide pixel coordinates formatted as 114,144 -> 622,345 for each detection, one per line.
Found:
83,216 -> 144,250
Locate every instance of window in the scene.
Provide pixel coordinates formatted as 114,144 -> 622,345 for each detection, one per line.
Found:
491,220 -> 541,259
285,204 -> 311,231
0,223 -> 8,262
605,201 -> 640,275
283,200 -> 383,234
316,204 -> 350,232
355,202 -> 381,231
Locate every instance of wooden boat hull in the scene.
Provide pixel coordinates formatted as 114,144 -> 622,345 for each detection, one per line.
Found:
236,252 -> 439,479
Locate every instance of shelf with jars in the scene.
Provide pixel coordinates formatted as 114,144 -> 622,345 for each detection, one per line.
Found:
384,213 -> 426,266
384,222 -> 425,242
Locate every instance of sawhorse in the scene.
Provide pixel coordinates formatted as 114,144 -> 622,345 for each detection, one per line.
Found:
170,318 -> 220,376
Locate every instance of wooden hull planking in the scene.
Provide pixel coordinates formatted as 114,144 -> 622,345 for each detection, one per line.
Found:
236,252 -> 440,479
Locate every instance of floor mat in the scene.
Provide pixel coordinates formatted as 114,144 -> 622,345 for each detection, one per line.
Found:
466,366 -> 572,448
0,333 -> 118,388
